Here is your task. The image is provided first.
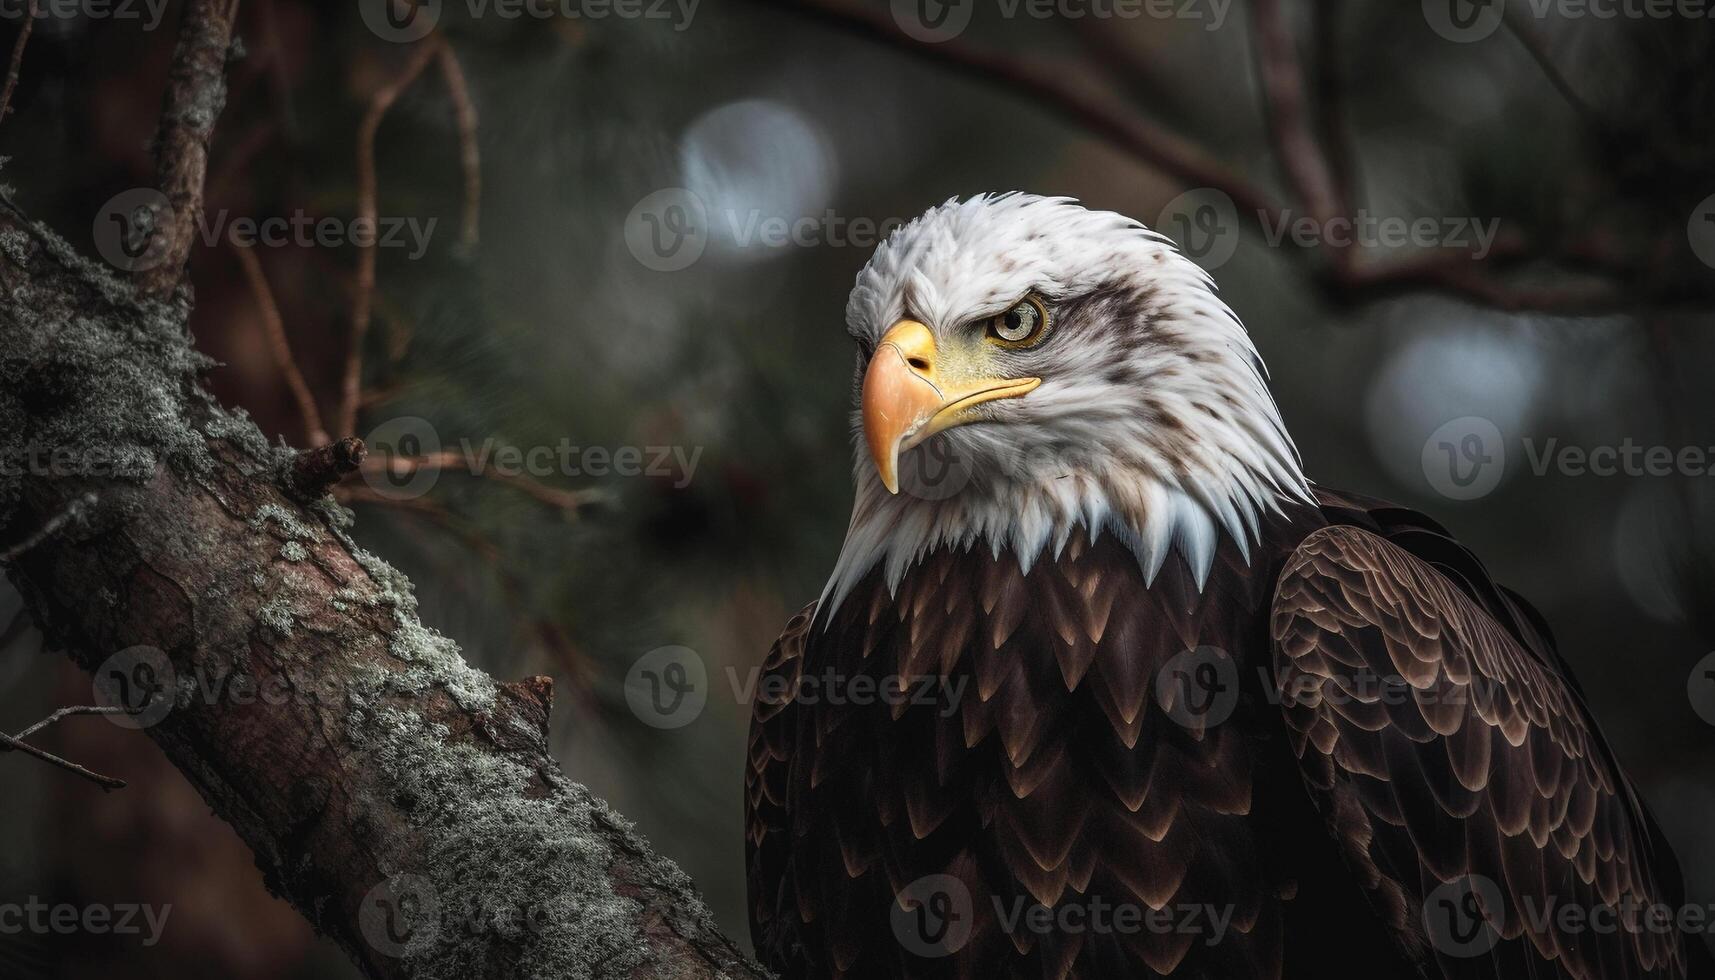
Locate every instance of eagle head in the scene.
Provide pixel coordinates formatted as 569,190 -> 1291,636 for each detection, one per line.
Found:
824,194 -> 1312,612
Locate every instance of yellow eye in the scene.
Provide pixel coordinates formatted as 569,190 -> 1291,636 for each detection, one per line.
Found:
986,295 -> 1051,348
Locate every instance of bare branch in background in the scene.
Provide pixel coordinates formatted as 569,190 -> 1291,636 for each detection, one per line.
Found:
1311,0 -> 1359,211
0,171 -> 764,980
231,238 -> 329,446
137,0 -> 238,299
13,704 -> 127,742
0,706 -> 129,791
343,36 -> 444,440
0,0 -> 38,129
354,450 -> 605,517
1250,0 -> 1341,228
750,0 -> 1281,219
756,0 -> 1712,317
0,4 -> 762,970
437,44 -> 482,249
1,493 -> 96,563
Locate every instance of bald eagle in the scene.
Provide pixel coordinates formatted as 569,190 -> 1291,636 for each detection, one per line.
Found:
744,194 -> 1710,979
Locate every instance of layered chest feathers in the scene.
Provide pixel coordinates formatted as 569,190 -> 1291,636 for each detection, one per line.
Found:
746,528 -> 1303,977
807,526 -> 1282,755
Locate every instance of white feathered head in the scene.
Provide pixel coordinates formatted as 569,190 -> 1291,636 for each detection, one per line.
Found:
823,194 -> 1313,613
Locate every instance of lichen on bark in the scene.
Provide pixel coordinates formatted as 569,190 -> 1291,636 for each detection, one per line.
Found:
0,205 -> 766,979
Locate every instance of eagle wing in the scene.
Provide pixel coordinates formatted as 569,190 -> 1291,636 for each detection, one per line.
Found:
1270,523 -> 1695,979
744,601 -> 816,969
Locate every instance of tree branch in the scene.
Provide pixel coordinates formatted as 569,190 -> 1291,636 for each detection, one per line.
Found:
760,0 -> 1715,317
344,37 -> 445,440
748,0 -> 1282,221
1250,0 -> 1340,228
436,44 -> 481,250
137,0 -> 237,299
231,236 -> 329,446
0,0 -> 38,130
0,706 -> 129,791
0,205 -> 765,978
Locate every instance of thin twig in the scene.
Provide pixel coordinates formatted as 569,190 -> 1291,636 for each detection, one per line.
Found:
231,237 -> 329,445
1251,0 -> 1340,228
0,0 -> 38,129
0,493 -> 96,563
359,450 -> 604,516
252,0 -> 299,139
0,734 -> 127,790
749,0 -> 1281,221
757,0 -> 1708,317
1310,0 -> 1359,215
436,44 -> 481,250
0,707 -> 129,792
341,36 -> 444,440
13,705 -> 127,742
137,0 -> 238,299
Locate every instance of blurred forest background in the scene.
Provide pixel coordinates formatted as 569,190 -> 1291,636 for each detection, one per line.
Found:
2,0 -> 1714,976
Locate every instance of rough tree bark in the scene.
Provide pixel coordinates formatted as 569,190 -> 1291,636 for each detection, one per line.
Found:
0,210 -> 767,977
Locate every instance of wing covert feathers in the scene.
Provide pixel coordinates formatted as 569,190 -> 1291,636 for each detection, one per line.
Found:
1271,524 -> 1694,980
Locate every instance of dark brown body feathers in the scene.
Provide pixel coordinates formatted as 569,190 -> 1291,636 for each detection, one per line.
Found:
745,489 -> 1710,979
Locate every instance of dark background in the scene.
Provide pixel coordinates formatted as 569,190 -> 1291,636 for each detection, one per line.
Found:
1,0 -> 1713,976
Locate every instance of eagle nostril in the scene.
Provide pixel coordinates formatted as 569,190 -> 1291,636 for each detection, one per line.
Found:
907,357 -> 931,372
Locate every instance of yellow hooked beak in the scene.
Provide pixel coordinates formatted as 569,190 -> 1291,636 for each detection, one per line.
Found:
861,320 -> 1041,493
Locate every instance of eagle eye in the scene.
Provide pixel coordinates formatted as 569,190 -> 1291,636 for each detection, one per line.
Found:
985,295 -> 1051,348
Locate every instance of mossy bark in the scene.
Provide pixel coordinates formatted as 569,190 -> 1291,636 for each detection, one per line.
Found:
0,202 -> 768,979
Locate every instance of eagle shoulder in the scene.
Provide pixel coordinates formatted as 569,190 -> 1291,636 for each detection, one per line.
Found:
1270,523 -> 1693,979
744,601 -> 815,964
